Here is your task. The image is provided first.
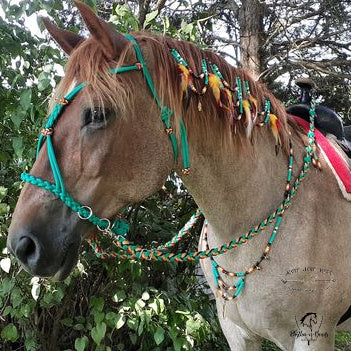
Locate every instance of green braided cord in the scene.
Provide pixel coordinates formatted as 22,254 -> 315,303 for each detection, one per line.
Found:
202,59 -> 209,85
170,48 -> 188,67
124,34 -> 190,170
244,81 -> 251,95
46,135 -> 66,196
234,279 -> 245,297
211,64 -> 224,80
160,106 -> 179,161
124,34 -> 162,106
236,77 -> 243,115
109,64 -> 142,74
21,173 -> 129,235
179,119 -> 190,170
264,99 -> 271,124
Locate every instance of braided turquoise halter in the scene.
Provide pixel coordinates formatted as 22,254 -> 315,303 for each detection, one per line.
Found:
21,34 -> 190,236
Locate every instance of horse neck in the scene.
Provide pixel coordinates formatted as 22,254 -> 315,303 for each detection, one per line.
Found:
182,126 -> 298,241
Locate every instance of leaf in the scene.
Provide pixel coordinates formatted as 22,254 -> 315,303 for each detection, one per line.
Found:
112,290 -> 126,302
20,89 -> 32,111
135,298 -> 146,310
141,291 -> 150,301
93,311 -> 105,324
143,10 -> 159,28
0,203 -> 10,216
91,322 -> 106,346
75,336 -> 89,351
0,187 -> 8,202
154,326 -> 165,345
12,137 -> 23,158
127,318 -> 138,331
89,297 -> 104,312
0,258 -> 11,273
1,323 -> 18,342
31,281 -> 40,301
115,313 -> 126,329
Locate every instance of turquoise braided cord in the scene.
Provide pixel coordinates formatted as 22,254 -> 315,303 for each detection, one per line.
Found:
161,106 -> 179,161
179,119 -> 190,170
21,173 -> 129,235
124,34 -> 190,171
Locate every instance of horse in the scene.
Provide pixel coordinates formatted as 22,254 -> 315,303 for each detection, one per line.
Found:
7,2 -> 351,350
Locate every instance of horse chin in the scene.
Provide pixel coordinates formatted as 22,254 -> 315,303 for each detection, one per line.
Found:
51,244 -> 80,281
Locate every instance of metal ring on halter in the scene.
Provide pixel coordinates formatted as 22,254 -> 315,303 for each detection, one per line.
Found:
97,218 -> 111,232
77,206 -> 93,220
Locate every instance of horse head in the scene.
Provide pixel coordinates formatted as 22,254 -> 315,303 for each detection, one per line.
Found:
7,1 -> 175,280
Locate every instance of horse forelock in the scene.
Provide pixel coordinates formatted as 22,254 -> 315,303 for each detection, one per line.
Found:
50,31 -> 291,152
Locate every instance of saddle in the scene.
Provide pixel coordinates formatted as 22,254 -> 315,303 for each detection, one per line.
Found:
286,79 -> 351,158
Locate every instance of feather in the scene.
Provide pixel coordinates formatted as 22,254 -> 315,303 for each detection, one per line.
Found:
209,73 -> 222,107
269,114 -> 281,146
243,99 -> 253,137
222,88 -> 235,122
177,64 -> 191,98
248,95 -> 258,124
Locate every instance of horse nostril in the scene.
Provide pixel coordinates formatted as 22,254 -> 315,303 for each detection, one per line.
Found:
15,236 -> 37,264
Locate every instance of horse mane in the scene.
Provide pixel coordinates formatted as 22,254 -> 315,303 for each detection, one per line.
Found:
52,31 -> 291,152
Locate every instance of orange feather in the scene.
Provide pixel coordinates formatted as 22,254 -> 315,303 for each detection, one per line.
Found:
269,114 -> 281,145
209,73 -> 222,106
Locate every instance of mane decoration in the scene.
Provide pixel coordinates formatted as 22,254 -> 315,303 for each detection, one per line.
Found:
170,48 -> 281,146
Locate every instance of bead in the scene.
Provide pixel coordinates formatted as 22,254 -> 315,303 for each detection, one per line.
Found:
246,266 -> 255,274
165,128 -> 173,135
135,62 -> 143,70
54,97 -> 68,105
182,168 -> 191,175
41,128 -> 53,136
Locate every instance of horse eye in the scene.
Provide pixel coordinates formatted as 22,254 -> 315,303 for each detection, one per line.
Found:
83,107 -> 110,127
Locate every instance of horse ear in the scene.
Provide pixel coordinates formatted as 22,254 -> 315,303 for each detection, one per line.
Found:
74,0 -> 129,59
41,17 -> 84,55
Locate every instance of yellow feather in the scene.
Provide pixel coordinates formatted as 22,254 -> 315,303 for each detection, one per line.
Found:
209,73 -> 222,105
269,114 -> 281,145
178,64 -> 190,96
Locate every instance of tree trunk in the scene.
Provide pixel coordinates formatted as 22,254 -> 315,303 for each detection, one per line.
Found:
238,0 -> 266,77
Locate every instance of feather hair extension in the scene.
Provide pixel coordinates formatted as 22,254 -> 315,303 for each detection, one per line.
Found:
269,114 -> 281,146
209,73 -> 223,107
248,95 -> 258,124
242,100 -> 253,137
177,64 -> 191,98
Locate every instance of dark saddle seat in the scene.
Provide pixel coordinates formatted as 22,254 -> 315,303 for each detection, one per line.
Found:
286,79 -> 351,158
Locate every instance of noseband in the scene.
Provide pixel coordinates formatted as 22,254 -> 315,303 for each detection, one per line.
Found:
21,34 -> 190,237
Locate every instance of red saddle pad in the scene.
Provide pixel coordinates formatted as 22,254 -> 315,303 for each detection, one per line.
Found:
292,115 -> 351,194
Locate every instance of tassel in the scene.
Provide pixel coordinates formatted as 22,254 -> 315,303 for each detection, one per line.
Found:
269,114 -> 281,146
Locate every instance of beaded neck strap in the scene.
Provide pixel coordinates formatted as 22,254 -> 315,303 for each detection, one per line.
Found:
21,34 -> 190,236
